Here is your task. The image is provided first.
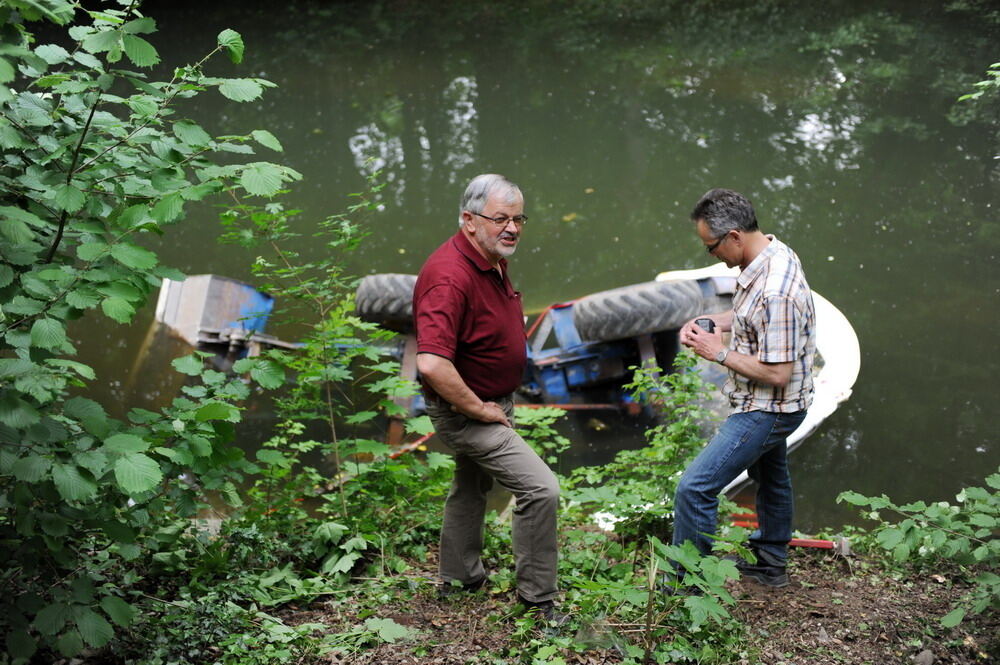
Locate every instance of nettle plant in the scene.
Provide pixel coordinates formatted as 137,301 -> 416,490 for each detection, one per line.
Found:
0,1 -> 299,660
838,469 -> 1000,628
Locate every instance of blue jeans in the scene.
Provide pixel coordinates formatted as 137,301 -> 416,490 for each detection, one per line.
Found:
671,410 -> 806,565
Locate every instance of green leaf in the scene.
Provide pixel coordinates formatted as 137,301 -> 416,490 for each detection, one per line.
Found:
323,551 -> 362,575
114,452 -> 162,494
123,17 -> 156,34
219,78 -> 263,103
188,435 -> 212,456
171,354 -> 204,376
82,29 -> 119,54
34,602 -> 71,636
364,617 -> 412,643
250,359 -> 284,389
217,29 -> 244,63
66,288 -> 100,309
52,463 -> 97,502
251,129 -> 283,152
426,451 -> 453,470
74,606 -> 114,648
53,183 -> 86,212
0,264 -> 13,288
110,243 -> 158,270
101,297 -> 135,323
122,34 -> 159,67
56,629 -> 84,657
173,121 -> 212,147
103,433 -> 149,454
77,242 -> 108,261
47,359 -> 97,380
0,215 -> 33,244
231,357 -> 255,373
36,44 -> 71,64
30,318 -> 67,350
150,192 -> 185,223
0,57 -> 14,84
240,162 -> 283,196
100,596 -> 136,627
0,392 -> 41,429
940,607 -> 965,628
12,454 -> 50,482
405,415 -> 434,436
5,629 -> 36,660
195,401 -> 239,422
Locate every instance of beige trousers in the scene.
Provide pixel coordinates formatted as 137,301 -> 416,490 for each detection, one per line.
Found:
426,395 -> 560,603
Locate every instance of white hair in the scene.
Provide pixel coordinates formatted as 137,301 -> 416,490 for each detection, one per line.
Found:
457,174 -> 522,226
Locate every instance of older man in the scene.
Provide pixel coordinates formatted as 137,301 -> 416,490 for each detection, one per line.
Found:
673,188 -> 816,588
413,174 -> 561,618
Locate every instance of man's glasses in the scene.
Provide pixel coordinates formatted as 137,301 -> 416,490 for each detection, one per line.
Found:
471,211 -> 528,227
706,234 -> 728,254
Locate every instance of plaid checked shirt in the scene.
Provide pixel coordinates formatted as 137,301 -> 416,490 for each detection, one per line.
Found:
725,236 -> 816,414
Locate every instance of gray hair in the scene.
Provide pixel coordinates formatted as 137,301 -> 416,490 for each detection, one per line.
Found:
458,174 -> 522,226
690,188 -> 759,237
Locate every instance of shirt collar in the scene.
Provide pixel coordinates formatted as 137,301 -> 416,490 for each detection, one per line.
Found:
737,234 -> 781,289
451,230 -> 507,274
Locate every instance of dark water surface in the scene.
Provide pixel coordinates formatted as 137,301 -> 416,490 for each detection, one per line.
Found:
78,2 -> 1000,531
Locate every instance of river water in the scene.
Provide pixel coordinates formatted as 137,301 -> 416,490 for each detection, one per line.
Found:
76,2 -> 999,531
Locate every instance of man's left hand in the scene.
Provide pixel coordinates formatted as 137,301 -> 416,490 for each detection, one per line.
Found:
679,324 -> 724,362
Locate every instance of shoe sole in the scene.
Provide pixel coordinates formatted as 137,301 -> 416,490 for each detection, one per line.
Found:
741,569 -> 789,588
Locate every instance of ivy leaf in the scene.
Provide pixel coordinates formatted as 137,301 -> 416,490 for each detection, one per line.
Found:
52,463 -> 98,502
99,596 -> 136,627
217,29 -> 244,64
219,78 -> 263,103
250,359 -> 284,389
73,606 -> 114,648
122,34 -> 159,68
240,162 -> 283,196
251,129 -> 283,152
30,318 -> 68,350
110,243 -> 158,270
114,452 -> 162,494
103,433 -> 149,454
101,297 -> 135,323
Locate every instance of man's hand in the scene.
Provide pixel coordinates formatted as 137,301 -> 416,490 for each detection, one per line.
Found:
680,323 -> 725,362
459,401 -> 511,427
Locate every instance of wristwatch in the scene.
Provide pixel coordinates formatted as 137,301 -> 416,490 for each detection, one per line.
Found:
715,349 -> 729,365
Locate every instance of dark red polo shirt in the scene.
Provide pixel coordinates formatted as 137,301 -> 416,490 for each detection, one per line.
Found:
413,231 -> 526,400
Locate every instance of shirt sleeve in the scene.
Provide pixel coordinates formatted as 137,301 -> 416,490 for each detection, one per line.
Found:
415,283 -> 465,360
758,295 -> 800,363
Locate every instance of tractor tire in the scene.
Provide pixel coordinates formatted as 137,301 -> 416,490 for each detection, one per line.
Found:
572,279 -> 730,342
355,273 -> 417,333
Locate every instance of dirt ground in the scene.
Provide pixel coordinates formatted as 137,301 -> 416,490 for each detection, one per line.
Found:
289,549 -> 997,665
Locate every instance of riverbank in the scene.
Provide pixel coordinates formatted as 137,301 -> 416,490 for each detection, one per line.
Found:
279,546 -> 998,664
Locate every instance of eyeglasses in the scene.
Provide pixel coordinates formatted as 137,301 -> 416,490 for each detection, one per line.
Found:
706,233 -> 728,254
470,211 -> 528,227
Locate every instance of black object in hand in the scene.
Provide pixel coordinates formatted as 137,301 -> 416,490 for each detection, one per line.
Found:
695,318 -> 716,333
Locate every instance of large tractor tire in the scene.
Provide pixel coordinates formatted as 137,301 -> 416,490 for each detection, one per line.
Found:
573,279 -> 730,342
355,273 -> 417,333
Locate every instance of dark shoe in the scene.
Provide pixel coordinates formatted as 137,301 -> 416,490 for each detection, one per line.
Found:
517,595 -> 570,626
437,575 -> 487,599
724,549 -> 789,588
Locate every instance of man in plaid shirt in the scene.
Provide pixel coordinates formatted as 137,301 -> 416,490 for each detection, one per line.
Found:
673,188 -> 816,588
